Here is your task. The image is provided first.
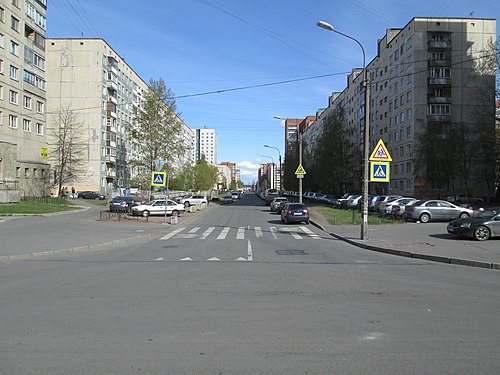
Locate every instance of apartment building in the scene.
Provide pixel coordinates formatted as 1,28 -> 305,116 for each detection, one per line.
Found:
0,0 -> 49,200
45,38 -> 150,194
195,127 -> 217,164
303,17 -> 496,199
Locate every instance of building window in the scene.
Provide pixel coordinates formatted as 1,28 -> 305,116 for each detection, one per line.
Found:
0,6 -> 4,22
25,2 -> 46,30
24,47 -> 45,70
0,84 -> 3,99
9,90 -> 18,104
430,68 -> 451,78
11,16 -> 19,32
406,90 -> 412,101
23,70 -> 45,90
10,40 -> 19,55
25,168 -> 30,179
36,122 -> 43,135
429,104 -> 451,115
0,33 -> 4,48
0,58 -> 3,73
23,119 -> 31,132
9,114 -> 18,128
36,100 -> 44,113
10,65 -> 18,80
0,110 -> 3,125
23,95 -> 32,109
407,108 -> 412,119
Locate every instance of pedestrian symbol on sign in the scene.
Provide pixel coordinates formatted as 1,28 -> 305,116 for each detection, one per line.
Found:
374,165 -> 386,178
370,162 -> 390,182
151,172 -> 167,186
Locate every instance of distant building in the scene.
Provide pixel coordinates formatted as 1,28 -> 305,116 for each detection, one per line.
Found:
195,128 -> 217,164
0,0 -> 49,200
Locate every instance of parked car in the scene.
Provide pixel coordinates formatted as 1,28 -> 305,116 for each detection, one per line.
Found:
320,194 -> 338,206
373,195 -> 403,212
281,202 -> 310,224
368,195 -> 384,211
403,200 -> 473,223
379,197 -> 415,215
276,200 -> 289,214
270,197 -> 288,212
263,189 -> 280,206
337,194 -> 359,209
222,195 -> 234,204
178,194 -> 208,207
346,195 -> 362,209
131,199 -> 185,217
447,194 -> 485,205
391,198 -> 417,217
109,196 -> 139,213
78,191 -> 106,200
447,207 -> 500,241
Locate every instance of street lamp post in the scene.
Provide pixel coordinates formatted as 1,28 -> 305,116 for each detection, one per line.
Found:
317,20 -> 370,240
264,145 -> 282,192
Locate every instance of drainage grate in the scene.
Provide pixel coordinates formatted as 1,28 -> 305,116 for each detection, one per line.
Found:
275,250 -> 308,256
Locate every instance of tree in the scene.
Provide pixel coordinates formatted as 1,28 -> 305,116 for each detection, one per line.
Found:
170,165 -> 195,191
193,156 -> 219,190
48,107 -> 86,197
130,78 -> 185,187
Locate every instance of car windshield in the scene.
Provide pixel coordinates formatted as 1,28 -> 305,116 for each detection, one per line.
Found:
473,209 -> 499,218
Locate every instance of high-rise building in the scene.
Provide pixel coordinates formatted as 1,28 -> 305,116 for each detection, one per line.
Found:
0,0 -> 49,200
46,38 -> 148,194
195,128 -> 217,164
302,17 -> 497,199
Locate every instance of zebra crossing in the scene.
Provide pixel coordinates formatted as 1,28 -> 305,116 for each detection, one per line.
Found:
159,225 -> 321,241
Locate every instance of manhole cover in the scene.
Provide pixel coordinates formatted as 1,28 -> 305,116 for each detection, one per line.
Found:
275,250 -> 307,255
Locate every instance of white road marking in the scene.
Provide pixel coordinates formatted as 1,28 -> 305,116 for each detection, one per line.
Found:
155,257 -> 164,261
235,257 -> 247,261
300,226 -> 320,239
270,227 -> 278,239
237,227 -> 245,240
290,232 -> 303,239
217,227 -> 230,240
201,227 -> 215,239
188,227 -> 200,233
247,240 -> 253,261
207,257 -> 220,261
254,226 -> 263,238
180,257 -> 192,261
159,227 -> 186,240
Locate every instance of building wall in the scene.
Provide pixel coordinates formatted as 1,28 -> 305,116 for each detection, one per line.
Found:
0,0 -> 49,199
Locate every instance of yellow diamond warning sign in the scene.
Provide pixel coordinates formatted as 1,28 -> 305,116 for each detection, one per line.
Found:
295,164 -> 306,175
369,139 -> 392,162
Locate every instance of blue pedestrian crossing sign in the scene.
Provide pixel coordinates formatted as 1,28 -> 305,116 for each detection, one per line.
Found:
370,162 -> 390,182
151,171 -> 167,186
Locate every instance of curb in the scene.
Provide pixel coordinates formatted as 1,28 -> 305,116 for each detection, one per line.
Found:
310,220 -> 500,271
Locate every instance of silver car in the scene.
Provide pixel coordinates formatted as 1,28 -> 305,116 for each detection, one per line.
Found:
403,199 -> 473,223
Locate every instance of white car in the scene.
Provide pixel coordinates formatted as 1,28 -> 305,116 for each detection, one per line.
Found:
380,197 -> 416,215
178,194 -> 208,207
131,199 -> 185,217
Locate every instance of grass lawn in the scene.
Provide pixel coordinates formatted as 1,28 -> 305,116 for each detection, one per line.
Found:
313,205 -> 402,225
0,198 -> 80,215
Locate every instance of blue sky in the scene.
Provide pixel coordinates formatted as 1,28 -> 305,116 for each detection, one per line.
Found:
46,0 -> 498,184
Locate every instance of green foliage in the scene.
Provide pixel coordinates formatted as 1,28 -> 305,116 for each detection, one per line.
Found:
193,156 -> 218,190
0,200 -> 77,215
313,206 -> 401,225
170,165 -> 195,191
129,78 -> 186,183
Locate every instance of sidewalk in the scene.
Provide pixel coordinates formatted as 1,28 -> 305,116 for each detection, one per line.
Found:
309,208 -> 500,270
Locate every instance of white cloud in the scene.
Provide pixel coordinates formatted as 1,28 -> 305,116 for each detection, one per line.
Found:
238,160 -> 259,183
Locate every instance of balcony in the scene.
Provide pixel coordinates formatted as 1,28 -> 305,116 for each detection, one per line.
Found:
106,79 -> 118,90
105,154 -> 116,163
106,169 -> 117,178
428,78 -> 451,86
428,96 -> 451,104
428,40 -> 451,49
427,114 -> 449,122
106,101 -> 117,118
428,59 -> 451,67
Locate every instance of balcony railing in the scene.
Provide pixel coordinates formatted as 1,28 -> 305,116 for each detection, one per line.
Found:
428,78 -> 451,86
428,40 -> 451,49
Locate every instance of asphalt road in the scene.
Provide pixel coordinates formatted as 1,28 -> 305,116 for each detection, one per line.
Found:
1,193 -> 500,374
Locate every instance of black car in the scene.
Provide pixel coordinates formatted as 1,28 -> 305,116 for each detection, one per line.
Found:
281,203 -> 310,224
78,191 -> 106,200
109,196 -> 138,212
447,207 -> 500,241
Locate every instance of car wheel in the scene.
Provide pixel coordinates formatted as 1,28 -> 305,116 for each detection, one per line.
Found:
305,220 -> 310,225
184,202 -> 190,208
172,210 -> 179,217
473,225 -> 490,241
419,213 -> 430,223
459,212 -> 470,219
142,210 -> 150,217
